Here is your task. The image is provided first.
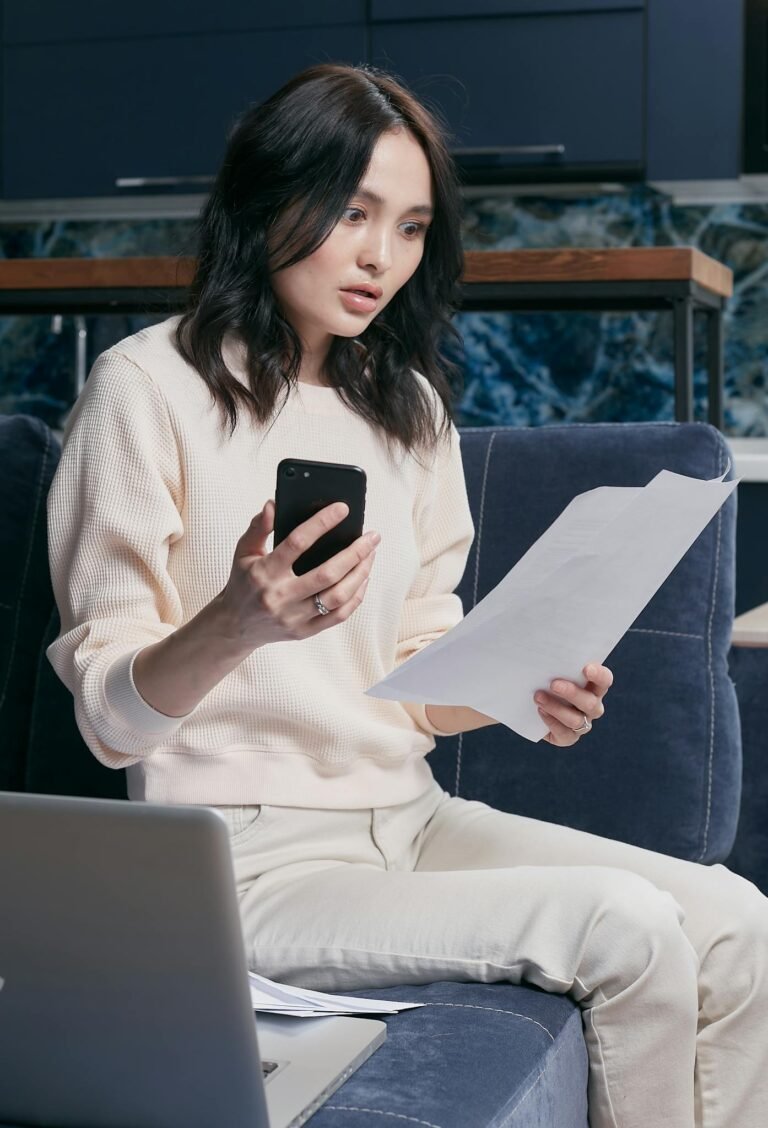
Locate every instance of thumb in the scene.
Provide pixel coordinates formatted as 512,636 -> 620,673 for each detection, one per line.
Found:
239,500 -> 274,557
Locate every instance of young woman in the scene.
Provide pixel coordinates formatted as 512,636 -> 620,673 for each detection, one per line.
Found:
47,63 -> 768,1127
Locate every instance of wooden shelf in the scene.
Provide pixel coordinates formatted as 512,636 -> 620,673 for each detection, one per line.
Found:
0,247 -> 733,299
462,248 -> 733,298
0,255 -> 195,291
0,247 -> 730,427
732,602 -> 768,648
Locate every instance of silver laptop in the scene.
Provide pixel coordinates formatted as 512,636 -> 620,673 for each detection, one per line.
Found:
0,791 -> 386,1128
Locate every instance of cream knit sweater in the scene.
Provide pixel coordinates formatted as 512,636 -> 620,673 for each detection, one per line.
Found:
46,317 -> 475,807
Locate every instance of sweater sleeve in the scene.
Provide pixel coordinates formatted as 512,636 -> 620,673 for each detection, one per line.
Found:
45,348 -> 194,769
394,421 -> 475,737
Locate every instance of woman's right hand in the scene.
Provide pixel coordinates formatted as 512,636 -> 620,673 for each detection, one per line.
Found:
217,499 -> 380,648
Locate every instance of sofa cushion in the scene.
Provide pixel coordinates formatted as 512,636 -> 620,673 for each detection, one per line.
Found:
25,605 -> 128,799
431,422 -> 740,865
309,981 -> 587,1128
726,646 -> 768,895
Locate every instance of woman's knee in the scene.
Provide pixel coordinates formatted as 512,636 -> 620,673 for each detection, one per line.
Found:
708,864 -> 768,920
572,868 -> 698,1004
699,866 -> 768,1004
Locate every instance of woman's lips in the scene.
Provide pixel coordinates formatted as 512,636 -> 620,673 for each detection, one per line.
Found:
339,289 -> 379,314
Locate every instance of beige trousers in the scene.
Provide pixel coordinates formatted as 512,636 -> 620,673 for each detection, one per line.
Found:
216,778 -> 768,1128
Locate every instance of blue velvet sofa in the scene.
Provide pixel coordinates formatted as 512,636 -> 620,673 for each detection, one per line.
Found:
2,412 -> 763,1128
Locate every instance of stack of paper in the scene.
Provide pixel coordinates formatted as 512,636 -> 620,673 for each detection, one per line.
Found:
367,466 -> 737,741
248,971 -> 423,1018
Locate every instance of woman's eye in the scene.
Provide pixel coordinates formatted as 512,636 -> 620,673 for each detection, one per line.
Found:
342,208 -> 427,237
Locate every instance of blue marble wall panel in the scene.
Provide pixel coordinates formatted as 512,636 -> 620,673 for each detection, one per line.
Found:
458,188 -> 768,434
1,188 -> 767,436
0,218 -> 195,428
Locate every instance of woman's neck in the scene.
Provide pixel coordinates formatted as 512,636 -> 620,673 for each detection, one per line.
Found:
296,332 -> 333,386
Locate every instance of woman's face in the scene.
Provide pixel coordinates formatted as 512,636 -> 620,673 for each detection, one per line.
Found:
270,128 -> 434,363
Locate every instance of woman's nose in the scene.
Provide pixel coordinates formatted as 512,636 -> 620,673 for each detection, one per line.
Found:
358,228 -> 392,273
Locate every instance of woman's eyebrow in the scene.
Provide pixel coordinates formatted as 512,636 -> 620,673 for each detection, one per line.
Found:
355,187 -> 433,218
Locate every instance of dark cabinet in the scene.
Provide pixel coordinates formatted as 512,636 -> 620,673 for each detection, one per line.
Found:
646,0 -> 744,180
0,0 -> 747,198
3,0 -> 365,42
370,1 -> 643,18
371,7 -> 645,182
2,21 -> 366,199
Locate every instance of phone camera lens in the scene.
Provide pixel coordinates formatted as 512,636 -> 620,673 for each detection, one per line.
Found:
285,467 -> 296,478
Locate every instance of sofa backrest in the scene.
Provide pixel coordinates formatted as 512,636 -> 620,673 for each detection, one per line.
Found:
1,414 -> 740,862
429,422 -> 740,865
0,414 -> 57,791
0,414 -> 127,800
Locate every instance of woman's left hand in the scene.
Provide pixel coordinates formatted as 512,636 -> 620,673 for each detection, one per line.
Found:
534,663 -> 613,747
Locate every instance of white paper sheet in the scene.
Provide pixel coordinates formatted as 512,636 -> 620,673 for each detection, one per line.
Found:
248,971 -> 423,1017
366,467 -> 737,742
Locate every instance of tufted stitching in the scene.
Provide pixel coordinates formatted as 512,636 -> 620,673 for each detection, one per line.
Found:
698,442 -> 725,862
0,421 -> 54,714
323,1108 -> 442,1127
500,1013 -> 582,1126
325,1002 -> 564,1128
455,431 -> 496,798
471,433 -> 496,610
628,627 -> 703,640
453,740 -> 463,797
418,1001 -> 554,1041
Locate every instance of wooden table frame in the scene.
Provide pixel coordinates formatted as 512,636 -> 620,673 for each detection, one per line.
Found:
0,247 -> 733,428
731,601 -> 768,648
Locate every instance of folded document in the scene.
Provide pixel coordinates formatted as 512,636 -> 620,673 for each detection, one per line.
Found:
249,971 -> 423,1017
366,466 -> 737,742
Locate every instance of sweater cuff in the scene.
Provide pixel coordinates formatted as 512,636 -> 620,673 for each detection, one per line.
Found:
401,700 -> 461,737
103,648 -> 196,737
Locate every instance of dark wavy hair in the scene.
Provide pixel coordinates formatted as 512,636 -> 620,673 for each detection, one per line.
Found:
174,62 -> 465,457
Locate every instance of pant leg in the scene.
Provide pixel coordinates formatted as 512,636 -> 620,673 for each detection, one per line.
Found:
414,789 -> 768,1128
216,784 -> 701,1128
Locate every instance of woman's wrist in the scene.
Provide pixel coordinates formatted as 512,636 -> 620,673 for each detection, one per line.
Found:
132,594 -> 258,718
424,703 -> 498,735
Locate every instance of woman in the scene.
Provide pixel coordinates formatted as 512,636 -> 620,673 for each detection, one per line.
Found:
47,63 -> 768,1127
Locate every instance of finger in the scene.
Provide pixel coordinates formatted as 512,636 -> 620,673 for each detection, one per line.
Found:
542,681 -> 604,719
537,707 -> 580,747
535,691 -> 591,730
583,663 -> 613,698
303,576 -> 371,637
272,501 -> 351,573
295,527 -> 380,599
309,547 -> 376,615
237,500 -> 275,558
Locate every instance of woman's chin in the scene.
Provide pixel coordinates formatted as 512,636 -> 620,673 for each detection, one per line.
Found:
331,316 -> 375,338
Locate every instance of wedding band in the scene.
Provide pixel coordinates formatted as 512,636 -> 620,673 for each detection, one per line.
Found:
313,593 -> 330,616
574,714 -> 592,734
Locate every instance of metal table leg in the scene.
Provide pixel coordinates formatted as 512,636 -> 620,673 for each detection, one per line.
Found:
706,305 -> 725,430
673,298 -> 694,422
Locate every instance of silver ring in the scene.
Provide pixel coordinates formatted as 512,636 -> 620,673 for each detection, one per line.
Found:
574,714 -> 592,734
313,593 -> 330,616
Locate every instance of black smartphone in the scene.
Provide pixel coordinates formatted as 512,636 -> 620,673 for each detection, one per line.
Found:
273,458 -> 367,576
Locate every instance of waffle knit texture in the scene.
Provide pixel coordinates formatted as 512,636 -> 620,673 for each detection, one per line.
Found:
46,317 -> 475,807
